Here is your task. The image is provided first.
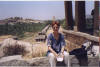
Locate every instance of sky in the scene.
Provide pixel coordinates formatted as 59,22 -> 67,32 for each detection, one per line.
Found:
0,1 -> 94,20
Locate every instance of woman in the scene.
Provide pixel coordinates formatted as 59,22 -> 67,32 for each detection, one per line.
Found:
47,21 -> 70,67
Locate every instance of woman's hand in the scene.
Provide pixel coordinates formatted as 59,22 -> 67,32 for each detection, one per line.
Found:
59,53 -> 64,58
48,46 -> 58,58
54,52 -> 58,58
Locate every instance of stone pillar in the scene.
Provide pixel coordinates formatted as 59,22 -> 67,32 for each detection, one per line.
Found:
64,1 -> 74,30
75,1 -> 86,32
94,1 -> 99,36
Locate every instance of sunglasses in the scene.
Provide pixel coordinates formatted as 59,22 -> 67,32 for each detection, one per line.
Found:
53,27 -> 59,29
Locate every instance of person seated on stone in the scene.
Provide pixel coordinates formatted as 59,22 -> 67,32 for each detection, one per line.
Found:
46,21 -> 70,67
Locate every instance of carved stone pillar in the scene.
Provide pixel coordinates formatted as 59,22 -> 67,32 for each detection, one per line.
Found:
75,1 -> 86,32
64,1 -> 73,30
94,1 -> 99,36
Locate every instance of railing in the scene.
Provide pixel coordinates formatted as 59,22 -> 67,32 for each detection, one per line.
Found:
62,29 -> 99,44
41,24 -> 50,34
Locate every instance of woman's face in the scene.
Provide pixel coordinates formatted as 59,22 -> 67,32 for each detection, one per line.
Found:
52,24 -> 59,32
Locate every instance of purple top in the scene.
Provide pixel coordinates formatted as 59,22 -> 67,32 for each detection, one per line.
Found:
46,33 -> 66,55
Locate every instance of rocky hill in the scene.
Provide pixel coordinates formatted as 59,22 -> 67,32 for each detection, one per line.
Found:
0,17 -> 40,25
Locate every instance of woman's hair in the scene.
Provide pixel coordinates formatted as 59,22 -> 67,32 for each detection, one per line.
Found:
51,21 -> 60,27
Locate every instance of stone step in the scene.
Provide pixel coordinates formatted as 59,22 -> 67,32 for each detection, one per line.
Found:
0,55 -> 99,66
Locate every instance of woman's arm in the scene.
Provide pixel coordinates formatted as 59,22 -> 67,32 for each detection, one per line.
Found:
61,46 -> 64,57
61,46 -> 65,53
48,46 -> 58,57
60,34 -> 66,57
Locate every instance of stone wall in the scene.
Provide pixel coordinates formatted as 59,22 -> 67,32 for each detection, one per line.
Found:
62,29 -> 99,52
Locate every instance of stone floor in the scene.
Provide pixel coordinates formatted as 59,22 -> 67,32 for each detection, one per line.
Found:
0,55 -> 99,67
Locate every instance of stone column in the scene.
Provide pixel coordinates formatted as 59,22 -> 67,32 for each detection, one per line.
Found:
64,1 -> 74,30
94,1 -> 99,36
75,1 -> 86,32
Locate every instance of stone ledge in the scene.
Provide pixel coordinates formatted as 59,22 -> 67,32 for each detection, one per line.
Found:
0,55 -> 99,66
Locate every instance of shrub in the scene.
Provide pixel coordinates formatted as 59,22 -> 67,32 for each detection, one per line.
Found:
3,44 -> 28,56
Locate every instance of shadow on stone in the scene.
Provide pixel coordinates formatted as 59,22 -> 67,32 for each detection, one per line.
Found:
56,61 -> 66,67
